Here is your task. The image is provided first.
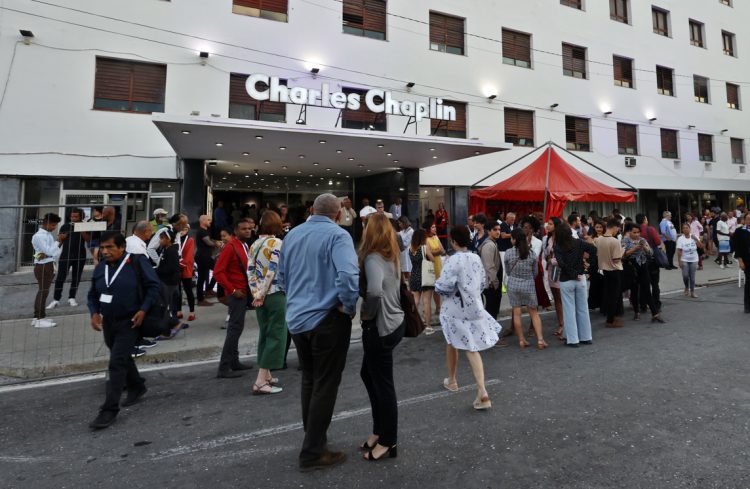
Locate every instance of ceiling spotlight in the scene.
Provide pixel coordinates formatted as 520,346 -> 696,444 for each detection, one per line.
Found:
326,168 -> 332,171
406,82 -> 415,88
474,151 -> 481,155
281,165 -> 288,169
348,157 -> 355,161
244,175 -> 249,178
279,146 -> 286,150
357,164 -> 365,167
181,130 -> 191,135
313,162 -> 320,166
233,164 -> 240,167
336,149 -> 343,154
328,180 -> 333,186
393,160 -> 399,163
255,135 -> 263,140
337,172 -> 342,175
377,144 -> 385,148
297,170 -> 302,174
227,171 -> 232,174
264,160 -> 270,164
270,173 -> 275,176
310,67 -> 320,75
319,140 -> 327,144
603,111 -> 613,116
432,156 -> 438,159
253,169 -> 259,175
215,142 -> 223,147
242,152 -> 249,156
298,154 -> 305,159
309,174 -> 314,177
429,148 -> 435,151
386,153 -> 392,156
649,117 -> 657,122
19,30 -> 34,44
550,103 -> 559,109
367,169 -> 372,172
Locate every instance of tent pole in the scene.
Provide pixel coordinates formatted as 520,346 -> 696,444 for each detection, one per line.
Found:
542,142 -> 552,219
470,144 -> 547,188
549,141 -> 637,191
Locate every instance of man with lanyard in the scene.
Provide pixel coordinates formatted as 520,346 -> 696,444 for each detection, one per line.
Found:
147,214 -> 187,267
336,197 -> 357,239
48,208 -> 88,310
213,218 -> 254,378
659,211 -> 678,270
87,231 -> 160,429
471,213 -> 489,253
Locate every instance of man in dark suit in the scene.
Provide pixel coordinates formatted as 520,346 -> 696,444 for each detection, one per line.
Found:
732,212 -> 750,313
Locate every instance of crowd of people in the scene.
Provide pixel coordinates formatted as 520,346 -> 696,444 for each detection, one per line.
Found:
28,193 -> 750,471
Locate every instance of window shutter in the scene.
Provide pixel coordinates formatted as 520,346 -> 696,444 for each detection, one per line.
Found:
503,29 -> 530,63
429,13 -> 447,46
95,58 -> 133,102
565,116 -> 589,148
660,129 -> 677,155
698,134 -> 713,159
260,0 -> 288,14
571,46 -> 586,75
343,0 -> 364,27
342,88 -> 385,125
363,0 -> 386,34
431,100 -> 466,136
234,0 -> 261,9
131,63 -> 166,104
727,83 -> 739,107
562,44 -> 573,72
731,139 -> 744,162
505,108 -> 534,145
445,16 -> 465,51
613,56 -> 623,80
617,123 -> 636,150
230,74 -> 286,120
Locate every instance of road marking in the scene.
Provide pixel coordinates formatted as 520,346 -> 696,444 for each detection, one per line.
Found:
151,378 -> 501,460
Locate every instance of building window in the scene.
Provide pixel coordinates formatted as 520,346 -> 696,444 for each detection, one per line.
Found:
94,57 -> 166,113
504,108 -> 534,147
652,7 -> 669,37
722,31 -> 736,56
698,134 -> 713,161
610,0 -> 629,23
694,75 -> 710,103
343,0 -> 386,40
431,101 -> 467,138
429,12 -> 465,55
689,20 -> 704,47
565,116 -> 590,152
562,43 -> 587,78
502,29 -> 532,68
560,0 -> 582,8
660,129 -> 678,158
613,55 -> 634,88
720,0 -> 732,6
656,65 -> 674,96
727,83 -> 741,109
232,0 -> 288,22
341,88 -> 386,131
617,123 -> 638,155
731,138 -> 745,164
228,74 -> 286,122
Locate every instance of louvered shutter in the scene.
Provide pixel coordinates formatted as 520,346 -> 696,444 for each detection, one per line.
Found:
562,44 -> 573,72
445,16 -> 464,52
565,116 -> 589,147
363,0 -> 386,34
618,124 -> 637,151
233,0 -> 287,14
95,58 -> 132,102
698,134 -> 713,160
505,109 -> 534,145
660,129 -> 677,156
503,30 -> 530,63
727,83 -> 739,108
343,0 -> 364,28
131,63 -> 166,104
613,56 -> 623,81
731,139 -> 744,163
571,47 -> 586,75
429,13 -> 446,46
431,101 -> 466,136
229,74 -> 286,119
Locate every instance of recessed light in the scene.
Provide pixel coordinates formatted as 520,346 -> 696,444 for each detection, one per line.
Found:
429,148 -> 436,151
264,160 -> 270,164
432,156 -> 437,159
227,171 -> 232,174
336,149 -> 343,154
377,144 -> 385,148
270,173 -> 275,176
367,169 -> 372,172
319,140 -> 327,144
326,168 -> 332,171
357,164 -> 365,167
279,146 -> 286,150
309,174 -> 314,177
393,160 -> 399,163
281,165 -> 288,169
233,164 -> 240,167
181,130 -> 191,135
215,142 -> 223,147
242,152 -> 249,156
313,162 -> 319,166
297,170 -> 302,174
244,175 -> 249,178
386,153 -> 392,156
348,157 -> 354,161
222,176 -> 227,180
320,177 -> 324,180
474,151 -> 481,155
298,154 -> 305,159
255,135 -> 263,140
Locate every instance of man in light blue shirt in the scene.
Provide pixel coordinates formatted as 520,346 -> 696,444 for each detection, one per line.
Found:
278,193 -> 358,471
660,211 -> 677,269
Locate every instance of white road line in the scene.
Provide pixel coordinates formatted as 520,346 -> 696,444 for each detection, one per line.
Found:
151,378 -> 501,460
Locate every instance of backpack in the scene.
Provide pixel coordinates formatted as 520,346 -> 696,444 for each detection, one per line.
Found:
131,255 -> 171,338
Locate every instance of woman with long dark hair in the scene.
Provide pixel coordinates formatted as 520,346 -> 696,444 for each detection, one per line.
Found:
409,228 -> 436,334
542,217 -> 565,338
358,213 -> 405,461
554,220 -> 597,347
505,228 -> 546,349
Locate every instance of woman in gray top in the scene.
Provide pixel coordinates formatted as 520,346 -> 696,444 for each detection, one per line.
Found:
504,228 -> 547,350
358,213 -> 405,462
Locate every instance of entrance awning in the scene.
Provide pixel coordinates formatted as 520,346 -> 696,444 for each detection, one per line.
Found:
152,114 -> 510,188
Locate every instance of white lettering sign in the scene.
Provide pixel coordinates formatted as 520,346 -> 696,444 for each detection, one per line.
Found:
245,74 -> 456,122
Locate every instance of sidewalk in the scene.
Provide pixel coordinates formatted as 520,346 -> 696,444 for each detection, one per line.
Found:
0,259 -> 742,382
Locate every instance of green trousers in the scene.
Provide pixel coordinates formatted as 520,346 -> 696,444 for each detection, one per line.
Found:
256,292 -> 289,370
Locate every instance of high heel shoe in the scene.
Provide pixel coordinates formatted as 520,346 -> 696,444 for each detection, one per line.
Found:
359,439 -> 378,451
363,445 -> 397,461
537,340 -> 548,350
519,340 -> 530,349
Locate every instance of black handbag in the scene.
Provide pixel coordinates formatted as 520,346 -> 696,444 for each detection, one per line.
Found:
131,256 -> 171,338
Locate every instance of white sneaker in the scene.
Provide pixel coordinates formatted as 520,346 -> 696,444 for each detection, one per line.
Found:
46,300 -> 60,310
68,298 -> 78,307
720,264 -> 726,269
32,318 -> 57,328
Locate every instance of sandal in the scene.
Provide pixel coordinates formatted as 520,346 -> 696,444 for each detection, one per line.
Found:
473,395 -> 491,410
266,377 -> 279,385
252,382 -> 282,395
188,313 -> 196,321
363,445 -> 397,461
176,312 -> 183,319
359,438 -> 378,451
442,378 -> 459,392
424,326 -> 436,335
537,340 -> 548,350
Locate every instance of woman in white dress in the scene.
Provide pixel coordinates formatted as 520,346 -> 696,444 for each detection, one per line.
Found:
435,226 -> 501,410
398,216 -> 414,284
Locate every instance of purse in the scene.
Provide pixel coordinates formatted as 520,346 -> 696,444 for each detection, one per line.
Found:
401,279 -> 426,337
420,245 -> 436,287
652,244 -> 669,268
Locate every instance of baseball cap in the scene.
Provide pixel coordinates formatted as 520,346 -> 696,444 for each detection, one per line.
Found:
153,208 -> 168,217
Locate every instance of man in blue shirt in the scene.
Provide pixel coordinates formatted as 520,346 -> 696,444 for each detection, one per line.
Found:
278,193 -> 358,472
87,231 -> 161,429
660,211 -> 678,269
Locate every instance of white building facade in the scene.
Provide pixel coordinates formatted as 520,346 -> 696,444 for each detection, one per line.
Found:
0,0 -> 748,269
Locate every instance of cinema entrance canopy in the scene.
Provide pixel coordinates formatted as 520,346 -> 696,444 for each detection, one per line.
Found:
152,113 -> 509,220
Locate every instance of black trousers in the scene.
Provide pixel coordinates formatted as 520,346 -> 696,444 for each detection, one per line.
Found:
292,309 -> 352,462
744,268 -> 750,312
643,262 -> 661,311
482,286 -> 502,319
588,269 -> 603,310
101,318 -> 145,413
360,321 -> 404,448
218,295 -> 248,372
175,278 -> 195,312
665,240 -> 676,267
630,263 -> 658,316
601,270 -> 623,323
53,257 -> 85,301
196,255 -> 213,302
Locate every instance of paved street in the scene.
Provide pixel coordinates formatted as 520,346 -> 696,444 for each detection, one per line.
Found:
1,283 -> 748,489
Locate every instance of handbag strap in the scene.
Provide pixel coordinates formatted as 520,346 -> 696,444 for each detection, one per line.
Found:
231,241 -> 251,283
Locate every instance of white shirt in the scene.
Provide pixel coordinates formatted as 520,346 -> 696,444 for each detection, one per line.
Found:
126,235 -> 149,255
727,217 -> 738,233
389,204 -> 402,220
530,236 -> 542,258
676,235 -> 700,263
31,228 -> 62,264
716,220 -> 730,241
147,225 -> 182,265
359,206 -> 376,218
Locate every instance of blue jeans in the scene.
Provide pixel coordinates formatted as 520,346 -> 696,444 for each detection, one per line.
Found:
560,279 -> 592,345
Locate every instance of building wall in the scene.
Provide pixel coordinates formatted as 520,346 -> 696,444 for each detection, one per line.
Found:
0,0 -> 747,190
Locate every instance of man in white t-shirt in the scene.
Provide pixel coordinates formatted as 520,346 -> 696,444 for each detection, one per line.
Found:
716,213 -> 731,268
126,221 -> 153,258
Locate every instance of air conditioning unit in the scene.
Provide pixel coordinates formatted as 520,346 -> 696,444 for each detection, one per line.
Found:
740,165 -> 747,174
673,160 -> 681,170
704,162 -> 713,171
625,156 -> 637,168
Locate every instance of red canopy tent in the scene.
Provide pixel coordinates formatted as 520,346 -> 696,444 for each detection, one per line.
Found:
469,144 -> 636,220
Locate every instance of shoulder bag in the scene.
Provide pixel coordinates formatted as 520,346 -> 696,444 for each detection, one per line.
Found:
131,256 -> 171,338
421,245 -> 436,287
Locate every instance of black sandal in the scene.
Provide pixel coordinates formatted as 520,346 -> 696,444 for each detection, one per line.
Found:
359,439 -> 377,451
363,445 -> 398,461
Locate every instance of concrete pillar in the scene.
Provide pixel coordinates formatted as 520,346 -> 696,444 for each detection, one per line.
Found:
181,159 -> 206,226
0,178 -> 22,274
452,186 -> 470,227
404,168 -> 420,227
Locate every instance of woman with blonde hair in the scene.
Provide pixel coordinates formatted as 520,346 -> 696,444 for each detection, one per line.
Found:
358,213 -> 405,461
409,229 -> 437,334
